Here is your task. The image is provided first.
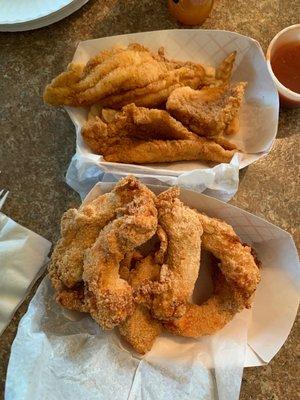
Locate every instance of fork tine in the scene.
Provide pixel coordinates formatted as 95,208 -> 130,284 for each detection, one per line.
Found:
0,189 -> 9,210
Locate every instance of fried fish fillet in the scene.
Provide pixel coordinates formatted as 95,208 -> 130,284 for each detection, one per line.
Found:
119,254 -> 162,354
44,44 -> 206,107
105,99 -> 236,146
48,176 -> 154,312
146,188 -> 203,321
104,103 -> 198,140
83,180 -> 157,329
120,104 -> 197,140
82,102 -> 237,163
165,213 -> 261,337
103,137 -> 236,164
164,269 -> 246,337
100,65 -> 205,109
44,44 -> 166,106
197,212 -> 260,300
166,83 -> 246,137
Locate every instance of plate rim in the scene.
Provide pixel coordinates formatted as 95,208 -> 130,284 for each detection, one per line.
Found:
0,0 -> 89,31
0,0 -> 76,25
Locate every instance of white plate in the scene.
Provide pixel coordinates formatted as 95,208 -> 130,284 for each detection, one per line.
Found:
0,0 -> 89,31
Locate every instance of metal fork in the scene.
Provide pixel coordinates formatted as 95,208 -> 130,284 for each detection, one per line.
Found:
0,189 -> 9,210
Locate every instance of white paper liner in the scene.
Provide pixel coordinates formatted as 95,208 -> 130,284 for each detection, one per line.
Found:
5,276 -> 250,400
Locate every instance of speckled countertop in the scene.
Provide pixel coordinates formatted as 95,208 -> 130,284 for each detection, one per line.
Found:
0,0 -> 299,398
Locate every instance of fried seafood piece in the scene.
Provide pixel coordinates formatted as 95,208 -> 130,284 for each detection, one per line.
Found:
82,103 -> 236,162
119,250 -> 143,281
166,83 -> 246,137
103,137 -> 236,164
43,63 -> 85,107
81,115 -> 112,154
44,44 -> 168,106
198,213 -> 260,300
43,44 -> 206,107
83,102 -> 197,142
78,60 -> 169,106
48,176 -> 153,311
102,104 -> 236,146
215,51 -> 237,85
165,213 -> 261,337
83,182 -> 158,329
142,188 -> 203,322
111,103 -> 198,140
119,254 -> 163,354
164,269 -> 246,337
99,65 -> 205,109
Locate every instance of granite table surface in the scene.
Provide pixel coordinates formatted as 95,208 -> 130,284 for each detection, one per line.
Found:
0,0 -> 299,398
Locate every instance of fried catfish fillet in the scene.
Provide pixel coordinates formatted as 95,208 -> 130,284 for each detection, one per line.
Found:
81,104 -> 236,164
44,44 -> 206,107
119,254 -> 163,354
83,180 -> 157,329
166,83 -> 246,137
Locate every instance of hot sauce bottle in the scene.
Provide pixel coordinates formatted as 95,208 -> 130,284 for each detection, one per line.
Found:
168,0 -> 214,25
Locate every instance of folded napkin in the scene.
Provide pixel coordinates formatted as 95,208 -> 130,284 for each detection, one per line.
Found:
0,212 -> 51,335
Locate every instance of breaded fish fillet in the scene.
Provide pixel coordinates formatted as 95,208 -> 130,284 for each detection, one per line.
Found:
119,254 -> 162,354
49,176 -> 154,313
103,137 -> 236,164
166,83 -> 246,137
83,180 -> 157,329
165,269 -> 246,337
148,189 -> 203,321
43,44 -> 206,107
165,213 -> 261,337
100,65 -> 205,109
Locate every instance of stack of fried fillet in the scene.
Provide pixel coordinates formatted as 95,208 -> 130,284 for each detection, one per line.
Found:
49,176 -> 261,354
44,44 -> 246,165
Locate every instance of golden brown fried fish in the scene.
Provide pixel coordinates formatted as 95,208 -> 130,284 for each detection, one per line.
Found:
166,83 -> 246,137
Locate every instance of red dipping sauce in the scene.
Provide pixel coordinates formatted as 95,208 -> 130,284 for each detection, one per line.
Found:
271,42 -> 300,94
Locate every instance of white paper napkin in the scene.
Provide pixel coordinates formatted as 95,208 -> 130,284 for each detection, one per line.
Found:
5,277 -> 248,400
0,212 -> 51,335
